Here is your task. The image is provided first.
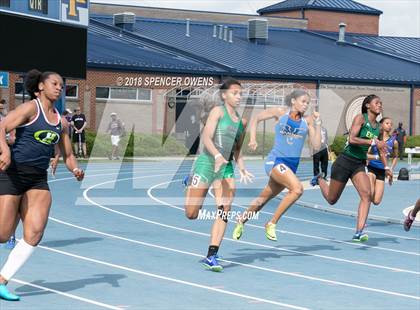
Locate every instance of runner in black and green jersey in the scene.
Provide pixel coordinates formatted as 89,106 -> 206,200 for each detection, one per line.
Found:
184,79 -> 253,272
312,94 -> 392,242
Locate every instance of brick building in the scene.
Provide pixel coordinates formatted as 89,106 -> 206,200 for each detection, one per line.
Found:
1,0 -> 419,149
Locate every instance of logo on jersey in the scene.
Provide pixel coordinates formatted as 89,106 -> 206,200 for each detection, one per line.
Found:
34,130 -> 60,145
278,124 -> 307,145
365,131 -> 377,139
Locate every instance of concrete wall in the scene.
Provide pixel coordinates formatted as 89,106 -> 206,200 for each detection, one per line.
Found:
319,84 -> 411,136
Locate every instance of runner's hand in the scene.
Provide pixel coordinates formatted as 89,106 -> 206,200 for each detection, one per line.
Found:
50,158 -> 59,177
0,148 -> 11,171
248,140 -> 258,151
72,168 -> 85,181
386,169 -> 393,185
214,155 -> 228,173
239,169 -> 254,184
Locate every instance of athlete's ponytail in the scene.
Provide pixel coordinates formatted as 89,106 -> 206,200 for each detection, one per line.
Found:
285,89 -> 309,107
361,94 -> 379,114
24,69 -> 60,100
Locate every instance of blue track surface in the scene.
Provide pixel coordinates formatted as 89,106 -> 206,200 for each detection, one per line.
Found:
1,160 -> 419,310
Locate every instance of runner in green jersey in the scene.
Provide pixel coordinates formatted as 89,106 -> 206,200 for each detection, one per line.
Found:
312,94 -> 392,242
184,79 -> 253,272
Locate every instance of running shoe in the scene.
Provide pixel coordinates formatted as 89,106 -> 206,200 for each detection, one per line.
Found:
5,236 -> 16,250
232,222 -> 244,240
404,211 -> 414,231
182,175 -> 190,188
0,284 -> 20,301
352,231 -> 369,242
310,173 -> 322,186
265,222 -> 277,241
202,255 -> 223,272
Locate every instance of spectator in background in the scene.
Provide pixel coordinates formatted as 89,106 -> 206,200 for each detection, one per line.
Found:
62,109 -> 72,138
395,122 -> 407,160
71,107 -> 87,158
312,123 -> 329,180
107,112 -> 125,160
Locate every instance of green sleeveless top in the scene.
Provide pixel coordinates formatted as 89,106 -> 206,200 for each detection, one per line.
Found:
343,113 -> 380,160
205,105 -> 244,161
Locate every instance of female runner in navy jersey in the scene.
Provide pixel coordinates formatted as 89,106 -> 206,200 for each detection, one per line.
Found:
366,117 -> 398,205
0,69 -> 84,301
233,89 -> 321,241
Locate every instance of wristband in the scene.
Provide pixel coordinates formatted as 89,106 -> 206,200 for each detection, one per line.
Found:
214,153 -> 222,160
374,155 -> 379,160
314,119 -> 321,126
72,168 -> 79,173
370,139 -> 376,146
384,166 -> 391,171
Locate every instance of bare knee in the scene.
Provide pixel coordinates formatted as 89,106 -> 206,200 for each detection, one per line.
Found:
326,196 -> 339,205
0,228 -> 14,243
185,208 -> 199,220
289,185 -> 304,198
24,229 -> 44,246
360,189 -> 371,203
372,198 -> 381,206
0,234 -> 10,243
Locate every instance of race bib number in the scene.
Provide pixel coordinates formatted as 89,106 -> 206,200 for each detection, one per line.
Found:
277,163 -> 288,174
191,174 -> 201,187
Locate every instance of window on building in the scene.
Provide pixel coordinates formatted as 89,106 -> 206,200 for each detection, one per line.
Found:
137,88 -> 152,101
14,82 -> 31,100
96,87 -> 110,99
110,87 -> 137,100
14,82 -> 24,95
16,82 -> 78,100
96,87 -> 152,102
65,85 -> 78,99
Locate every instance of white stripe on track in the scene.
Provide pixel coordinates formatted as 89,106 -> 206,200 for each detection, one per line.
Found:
34,241 -> 309,310
11,279 -> 122,310
48,217 -> 420,301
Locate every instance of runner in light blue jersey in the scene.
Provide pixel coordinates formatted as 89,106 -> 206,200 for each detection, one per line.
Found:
233,89 -> 322,241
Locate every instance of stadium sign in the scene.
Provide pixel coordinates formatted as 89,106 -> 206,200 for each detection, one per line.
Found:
0,0 -> 89,27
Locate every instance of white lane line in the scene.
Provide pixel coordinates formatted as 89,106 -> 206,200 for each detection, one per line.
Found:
81,176 -> 419,274
224,201 -> 420,255
11,279 -> 122,310
51,167 -> 418,241
279,214 -> 419,241
49,217 -> 420,301
156,178 -> 420,256
33,242 -> 309,310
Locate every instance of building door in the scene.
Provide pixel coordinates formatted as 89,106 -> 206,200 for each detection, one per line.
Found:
175,90 -> 200,155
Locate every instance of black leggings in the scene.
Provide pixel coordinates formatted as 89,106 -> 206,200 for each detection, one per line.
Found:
313,148 -> 329,177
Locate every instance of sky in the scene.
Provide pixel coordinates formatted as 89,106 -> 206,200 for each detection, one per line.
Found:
92,0 -> 420,37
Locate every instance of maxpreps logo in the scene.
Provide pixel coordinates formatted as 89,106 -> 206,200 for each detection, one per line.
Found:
61,0 -> 89,27
34,130 -> 60,145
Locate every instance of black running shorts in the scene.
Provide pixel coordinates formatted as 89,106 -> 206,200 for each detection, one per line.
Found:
367,165 -> 386,181
330,153 -> 367,183
0,164 -> 49,195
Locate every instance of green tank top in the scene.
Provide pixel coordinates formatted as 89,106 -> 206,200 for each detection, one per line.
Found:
206,105 -> 244,161
343,113 -> 380,160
